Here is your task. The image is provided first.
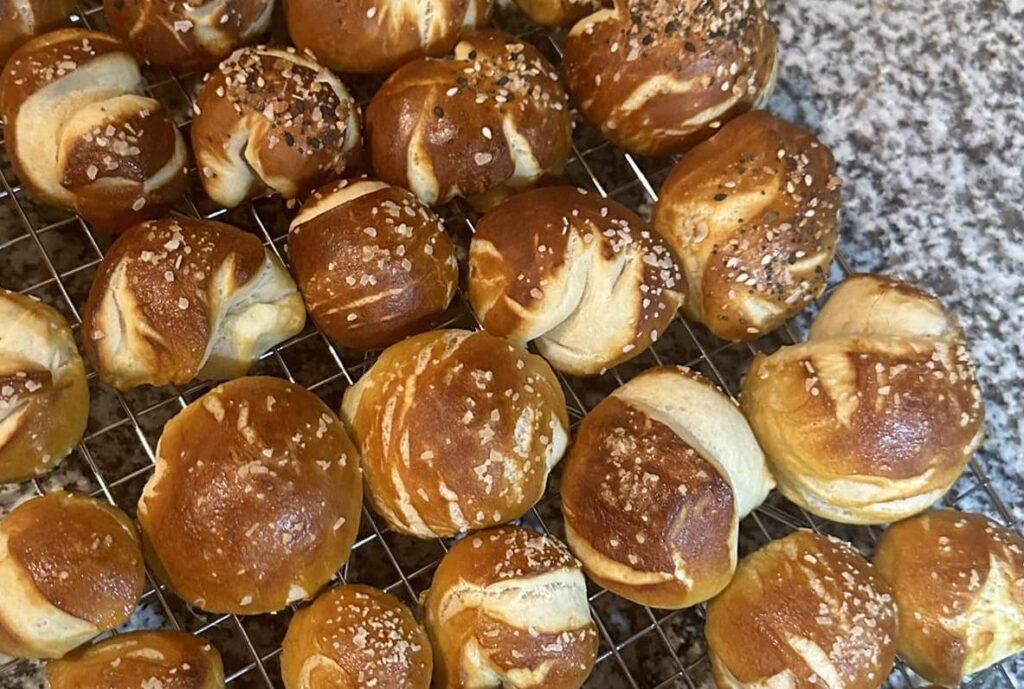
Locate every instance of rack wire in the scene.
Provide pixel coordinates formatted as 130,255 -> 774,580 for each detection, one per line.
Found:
0,2 -> 1021,688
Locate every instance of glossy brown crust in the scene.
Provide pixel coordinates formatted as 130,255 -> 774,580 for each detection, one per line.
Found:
654,110 -> 841,340
47,630 -> 225,689
281,585 -> 432,689
0,0 -> 75,65
288,179 -> 458,350
874,510 -> 1024,686
706,530 -> 896,689
512,0 -> 603,26
563,0 -> 777,156
138,377 -> 362,614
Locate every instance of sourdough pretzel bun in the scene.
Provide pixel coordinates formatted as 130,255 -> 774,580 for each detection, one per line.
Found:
81,217 -> 305,390
0,0 -> 75,65
288,178 -> 458,350
563,0 -> 778,156
423,526 -> 598,689
365,30 -> 571,208
47,630 -> 225,689
137,377 -> 362,614
706,530 -> 896,689
740,274 -> 984,524
0,289 -> 88,483
512,0 -> 602,27
562,366 -> 773,608
0,492 -> 144,659
469,186 -> 684,376
341,329 -> 569,538
874,510 -> 1024,686
192,46 -> 361,208
654,110 -> 841,340
104,0 -> 274,72
285,0 -> 490,74
281,584 -> 432,689
0,29 -> 188,232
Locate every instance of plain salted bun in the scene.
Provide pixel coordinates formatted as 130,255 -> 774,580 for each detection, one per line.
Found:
706,530 -> 896,689
874,509 -> 1024,686
423,526 -> 598,689
0,0 -> 75,65
561,366 -> 773,608
511,0 -> 602,26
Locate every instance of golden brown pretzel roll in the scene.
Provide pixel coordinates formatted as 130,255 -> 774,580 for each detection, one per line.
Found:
741,274 -> 984,524
281,584 -> 432,689
47,630 -> 225,689
192,46 -> 361,208
138,377 -> 362,614
563,0 -> 778,156
562,366 -> 773,609
365,30 -> 571,208
0,0 -> 75,66
81,217 -> 305,390
874,510 -> 1024,686
0,492 -> 144,659
104,0 -> 274,72
341,329 -> 569,538
288,178 -> 458,350
512,0 -> 602,26
468,186 -> 684,376
0,289 -> 88,483
654,110 -> 841,340
423,526 -> 598,689
706,530 -> 896,689
0,29 -> 188,233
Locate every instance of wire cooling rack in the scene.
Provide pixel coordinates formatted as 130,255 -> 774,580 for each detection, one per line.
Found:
1,2 -> 1021,689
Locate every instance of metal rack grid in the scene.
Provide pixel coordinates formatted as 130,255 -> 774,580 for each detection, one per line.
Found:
0,2 -> 1021,688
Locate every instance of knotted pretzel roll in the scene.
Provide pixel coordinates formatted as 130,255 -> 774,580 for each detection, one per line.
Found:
288,178 -> 458,350
341,329 -> 569,538
0,0 -> 75,65
468,186 -> 684,376
706,530 -> 896,689
423,526 -> 599,689
0,492 -> 144,659
563,0 -> 778,156
511,0 -> 602,27
741,275 -> 984,524
874,509 -> 1024,686
562,366 -> 773,609
0,289 -> 88,483
654,110 -> 841,340
365,30 -> 572,208
192,46 -> 361,208
0,29 -> 188,232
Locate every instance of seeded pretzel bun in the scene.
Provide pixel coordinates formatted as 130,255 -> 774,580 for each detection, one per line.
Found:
281,584 -> 432,689
511,0 -> 603,26
563,0 -> 778,156
0,289 -> 88,483
341,329 -> 569,538
137,377 -> 362,614
0,29 -> 187,232
423,526 -> 599,689
192,46 -> 361,208
706,530 -> 897,689
468,186 -> 684,376
365,30 -> 572,209
654,110 -> 841,340
47,630 -> 225,689
288,178 -> 458,350
741,275 -> 984,524
874,510 -> 1024,686
0,492 -> 144,659
0,0 -> 75,65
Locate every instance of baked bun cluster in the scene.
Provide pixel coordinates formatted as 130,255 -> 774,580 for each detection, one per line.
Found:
0,289 -> 88,483
288,178 -> 458,350
366,30 -> 571,208
741,274 -> 984,524
469,186 -> 684,375
138,377 -> 362,614
0,0 -> 75,64
341,329 -> 568,538
423,526 -> 598,689
0,492 -> 144,659
0,29 -> 187,232
654,110 -> 841,340
564,0 -> 778,156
